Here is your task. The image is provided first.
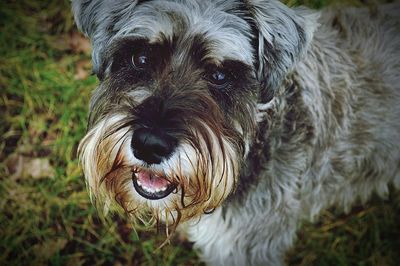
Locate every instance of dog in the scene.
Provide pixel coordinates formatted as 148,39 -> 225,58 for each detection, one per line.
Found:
73,0 -> 400,265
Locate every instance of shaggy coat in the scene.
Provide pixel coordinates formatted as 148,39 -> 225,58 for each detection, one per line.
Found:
73,0 -> 400,265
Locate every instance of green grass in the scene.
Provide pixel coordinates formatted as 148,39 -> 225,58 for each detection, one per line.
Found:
0,0 -> 399,265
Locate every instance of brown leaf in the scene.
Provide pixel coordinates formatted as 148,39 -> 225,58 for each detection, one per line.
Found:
69,31 -> 91,54
46,31 -> 91,54
74,59 -> 91,80
7,154 -> 56,180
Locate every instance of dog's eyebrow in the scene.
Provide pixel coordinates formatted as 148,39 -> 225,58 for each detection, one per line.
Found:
136,0 -> 152,6
187,34 -> 253,75
102,37 -> 151,67
107,37 -> 149,55
188,34 -> 213,64
230,1 -> 260,72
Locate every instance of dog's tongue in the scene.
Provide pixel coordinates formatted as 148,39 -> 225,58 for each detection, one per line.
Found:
137,170 -> 170,190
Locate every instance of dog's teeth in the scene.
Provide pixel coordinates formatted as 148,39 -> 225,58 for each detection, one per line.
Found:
138,183 -> 168,194
137,180 -> 142,186
143,186 -> 153,193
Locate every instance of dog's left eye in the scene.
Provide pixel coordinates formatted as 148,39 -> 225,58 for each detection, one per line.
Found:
207,69 -> 231,88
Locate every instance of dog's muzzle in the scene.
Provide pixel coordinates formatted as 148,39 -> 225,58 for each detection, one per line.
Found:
78,90 -> 242,223
129,96 -> 180,199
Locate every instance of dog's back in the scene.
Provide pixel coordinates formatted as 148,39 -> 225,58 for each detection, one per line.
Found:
295,3 -> 400,218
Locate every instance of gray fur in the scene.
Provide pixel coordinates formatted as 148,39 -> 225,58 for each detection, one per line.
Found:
73,0 -> 400,265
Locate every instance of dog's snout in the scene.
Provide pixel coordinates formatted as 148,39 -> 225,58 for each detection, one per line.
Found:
131,128 -> 177,164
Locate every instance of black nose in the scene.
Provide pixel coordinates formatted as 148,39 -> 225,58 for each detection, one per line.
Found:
131,128 -> 177,164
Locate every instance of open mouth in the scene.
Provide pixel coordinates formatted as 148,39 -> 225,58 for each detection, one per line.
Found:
132,168 -> 177,200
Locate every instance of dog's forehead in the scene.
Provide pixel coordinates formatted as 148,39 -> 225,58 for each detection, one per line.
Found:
109,0 -> 254,64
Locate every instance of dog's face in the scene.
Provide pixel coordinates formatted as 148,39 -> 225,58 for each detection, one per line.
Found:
74,0 -> 314,226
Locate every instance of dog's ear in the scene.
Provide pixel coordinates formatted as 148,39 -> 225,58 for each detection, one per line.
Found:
72,0 -> 143,78
72,0 -> 101,39
246,0 -> 319,101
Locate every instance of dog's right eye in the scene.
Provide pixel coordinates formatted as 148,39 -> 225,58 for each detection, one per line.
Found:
132,50 -> 149,70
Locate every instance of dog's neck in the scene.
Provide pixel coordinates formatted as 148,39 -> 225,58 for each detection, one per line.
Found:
224,75 -> 311,208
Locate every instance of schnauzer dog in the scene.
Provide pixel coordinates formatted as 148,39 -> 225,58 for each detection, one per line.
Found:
73,0 -> 400,265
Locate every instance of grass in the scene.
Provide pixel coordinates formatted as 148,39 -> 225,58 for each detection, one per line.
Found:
0,0 -> 399,265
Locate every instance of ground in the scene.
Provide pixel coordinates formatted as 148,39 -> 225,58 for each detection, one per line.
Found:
0,0 -> 399,265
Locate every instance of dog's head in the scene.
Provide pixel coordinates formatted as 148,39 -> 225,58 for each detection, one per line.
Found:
74,0 -> 316,227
